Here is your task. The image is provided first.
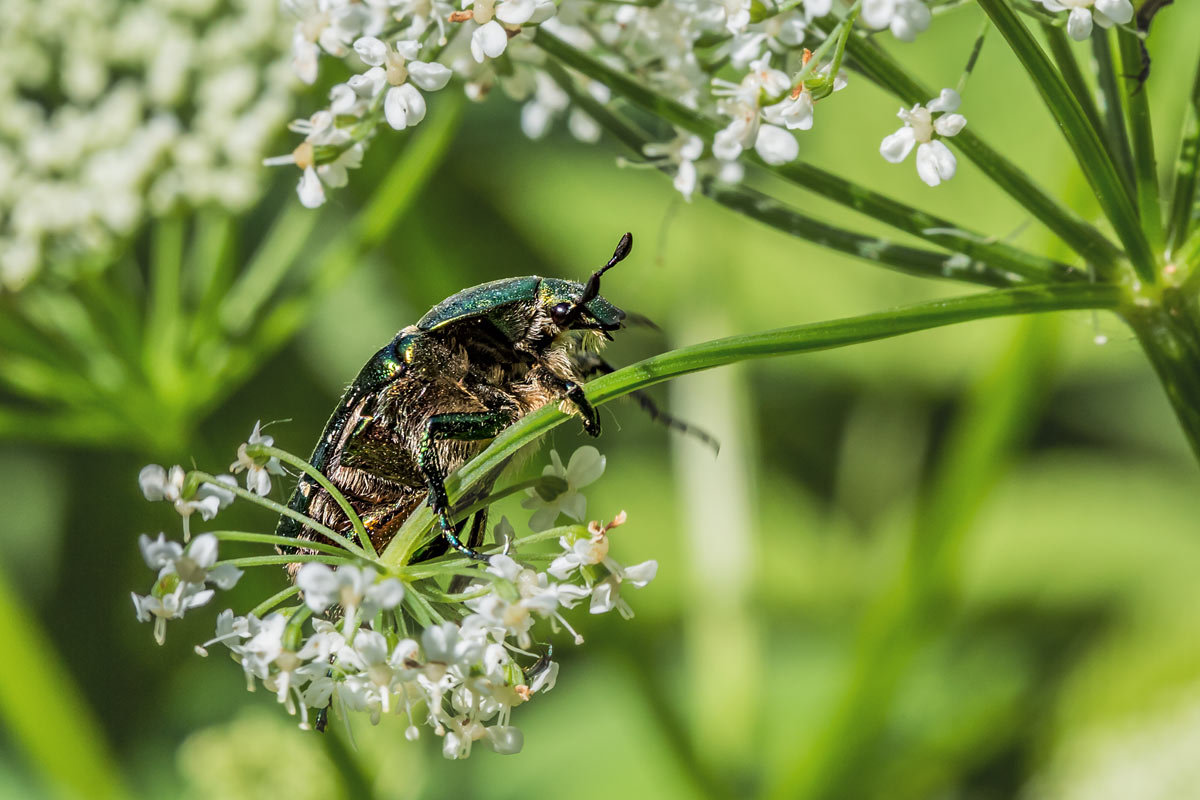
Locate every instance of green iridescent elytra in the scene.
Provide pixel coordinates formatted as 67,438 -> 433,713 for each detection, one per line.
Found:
277,234 -> 637,566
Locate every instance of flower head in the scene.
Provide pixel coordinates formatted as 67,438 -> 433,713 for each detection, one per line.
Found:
522,446 -> 606,531
230,421 -> 286,496
879,88 -> 967,187
1035,0 -> 1133,40
139,466 -> 236,539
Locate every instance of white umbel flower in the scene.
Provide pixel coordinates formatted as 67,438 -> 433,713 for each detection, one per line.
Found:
879,88 -> 967,187
1035,0 -> 1134,40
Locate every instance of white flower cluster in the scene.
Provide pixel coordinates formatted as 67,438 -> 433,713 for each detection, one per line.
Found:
880,88 -> 967,187
132,439 -> 656,757
1034,0 -> 1133,41
132,533 -> 243,645
0,0 -> 295,291
270,0 -> 947,207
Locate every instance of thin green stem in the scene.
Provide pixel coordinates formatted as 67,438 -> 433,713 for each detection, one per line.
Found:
534,30 -> 1077,284
1167,54 -> 1200,255
191,471 -> 371,559
220,554 -> 356,568
257,445 -> 376,557
209,530 -> 355,558
1116,29 -> 1164,255
1041,23 -> 1106,147
144,215 -> 184,396
977,0 -> 1155,281
250,584 -> 303,618
837,19 -> 1125,273
1091,30 -> 1138,200
381,282 -> 1122,567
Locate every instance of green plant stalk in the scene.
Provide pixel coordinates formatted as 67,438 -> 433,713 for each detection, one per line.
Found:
0,568 -> 130,800
833,22 -> 1125,273
1091,30 -> 1138,201
380,282 -> 1122,567
1041,23 -> 1106,152
1167,55 -> 1200,255
210,530 -> 356,557
769,316 -> 1057,800
545,62 -> 1019,288
190,471 -> 370,559
533,30 -> 1075,284
144,215 -> 185,397
1124,287 -> 1200,465
258,444 -> 376,557
1116,29 -> 1165,256
249,583 -> 302,618
976,0 -> 1156,281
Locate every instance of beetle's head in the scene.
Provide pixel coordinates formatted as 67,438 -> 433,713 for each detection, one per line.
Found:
539,232 -> 631,338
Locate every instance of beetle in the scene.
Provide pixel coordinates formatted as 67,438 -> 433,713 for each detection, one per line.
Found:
277,233 -> 712,567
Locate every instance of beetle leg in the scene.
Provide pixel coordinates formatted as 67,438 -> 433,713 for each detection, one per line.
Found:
448,509 -> 489,594
419,411 -> 512,562
562,380 -> 602,437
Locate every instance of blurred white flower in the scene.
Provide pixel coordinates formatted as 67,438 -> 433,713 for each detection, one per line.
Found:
862,0 -> 932,41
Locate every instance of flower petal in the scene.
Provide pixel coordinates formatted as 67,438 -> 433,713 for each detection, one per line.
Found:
1066,7 -> 1093,40
353,36 -> 388,67
915,140 -> 957,187
496,0 -> 536,24
754,124 -> 798,165
933,112 -> 967,137
879,126 -> 915,163
926,88 -> 960,114
408,60 -> 452,92
1094,0 -> 1132,25
384,84 -> 426,130
297,166 -> 325,208
471,20 -> 509,63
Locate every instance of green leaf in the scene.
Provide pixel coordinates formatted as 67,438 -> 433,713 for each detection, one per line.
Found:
381,282 -> 1122,567
0,568 -> 130,800
976,0 -> 1157,282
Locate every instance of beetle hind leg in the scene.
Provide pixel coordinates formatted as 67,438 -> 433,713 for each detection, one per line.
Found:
418,411 -> 512,562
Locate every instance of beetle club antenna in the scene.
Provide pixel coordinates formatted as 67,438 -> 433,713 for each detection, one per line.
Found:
577,232 -> 633,307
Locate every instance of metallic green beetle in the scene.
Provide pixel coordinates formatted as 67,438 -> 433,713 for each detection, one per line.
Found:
278,233 -> 668,566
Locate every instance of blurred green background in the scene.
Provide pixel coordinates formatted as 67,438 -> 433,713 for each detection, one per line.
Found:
3,3 -> 1200,798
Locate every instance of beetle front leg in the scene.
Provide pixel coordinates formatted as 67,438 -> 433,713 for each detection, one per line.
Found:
560,379 -> 601,437
418,411 -> 512,562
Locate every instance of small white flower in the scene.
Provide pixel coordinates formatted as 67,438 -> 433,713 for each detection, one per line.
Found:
522,446 -> 605,531
644,132 -> 704,201
862,0 -> 932,41
879,88 -> 967,187
139,465 -> 236,539
1035,0 -> 1133,40
353,37 -> 451,129
132,584 -> 215,645
296,564 -> 405,627
230,421 -> 286,496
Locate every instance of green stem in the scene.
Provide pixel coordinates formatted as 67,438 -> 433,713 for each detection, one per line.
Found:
1167,54 -> 1200,255
976,0 -> 1156,281
0,568 -> 129,800
838,22 -> 1125,273
249,584 -> 303,618
191,472 -> 371,559
220,554 -> 357,568
534,30 -> 1075,284
546,63 -> 1019,287
1091,30 -> 1138,201
1041,23 -> 1106,148
258,445 -> 376,557
1124,287 -> 1200,464
1116,29 -> 1165,255
209,530 -> 355,558
380,283 -> 1122,567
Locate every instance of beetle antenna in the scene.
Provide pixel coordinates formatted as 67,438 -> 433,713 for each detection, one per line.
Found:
577,232 -> 633,306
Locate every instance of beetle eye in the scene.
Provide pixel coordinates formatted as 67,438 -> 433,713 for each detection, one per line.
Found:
550,302 -> 572,324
